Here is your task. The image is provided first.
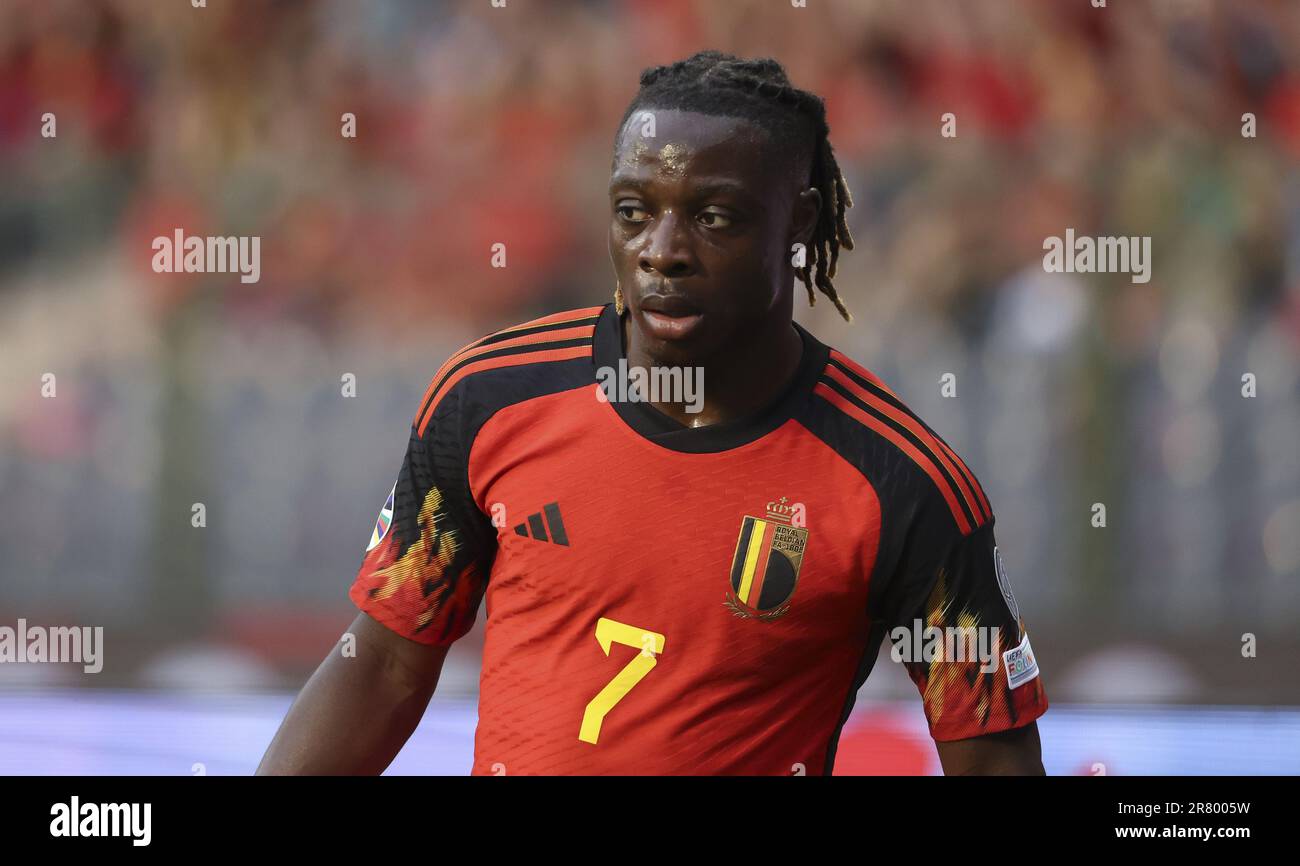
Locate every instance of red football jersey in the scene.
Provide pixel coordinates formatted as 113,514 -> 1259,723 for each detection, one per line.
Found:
350,304 -> 1048,774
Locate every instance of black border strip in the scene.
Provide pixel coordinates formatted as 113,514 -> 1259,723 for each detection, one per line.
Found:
828,357 -> 988,522
417,334 -> 594,431
819,375 -> 980,531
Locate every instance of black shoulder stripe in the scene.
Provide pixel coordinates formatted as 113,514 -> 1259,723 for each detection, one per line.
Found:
819,374 -> 981,531
417,335 -> 593,433
469,314 -> 602,351
828,358 -> 922,428
828,357 -> 988,520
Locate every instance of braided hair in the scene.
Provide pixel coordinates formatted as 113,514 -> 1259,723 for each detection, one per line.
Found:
614,50 -> 854,321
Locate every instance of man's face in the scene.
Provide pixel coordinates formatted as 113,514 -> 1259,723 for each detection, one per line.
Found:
608,108 -> 807,364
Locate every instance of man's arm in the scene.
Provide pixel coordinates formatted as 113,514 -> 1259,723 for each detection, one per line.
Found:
256,612 -> 450,775
935,721 -> 1045,775
870,470 -> 1049,762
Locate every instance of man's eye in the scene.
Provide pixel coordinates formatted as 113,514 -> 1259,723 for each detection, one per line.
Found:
698,210 -> 733,229
617,204 -> 649,221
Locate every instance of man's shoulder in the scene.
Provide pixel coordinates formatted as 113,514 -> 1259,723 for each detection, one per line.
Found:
799,338 -> 994,536
411,305 -> 605,436
796,333 -> 925,447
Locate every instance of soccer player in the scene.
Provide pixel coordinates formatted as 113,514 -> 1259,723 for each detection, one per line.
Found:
257,51 -> 1047,776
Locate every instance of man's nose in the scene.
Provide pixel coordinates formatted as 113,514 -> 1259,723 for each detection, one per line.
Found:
639,209 -> 696,278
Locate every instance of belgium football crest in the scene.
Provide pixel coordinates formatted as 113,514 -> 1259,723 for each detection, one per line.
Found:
725,497 -> 808,621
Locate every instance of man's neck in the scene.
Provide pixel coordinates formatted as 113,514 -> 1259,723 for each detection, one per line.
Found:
621,313 -> 805,428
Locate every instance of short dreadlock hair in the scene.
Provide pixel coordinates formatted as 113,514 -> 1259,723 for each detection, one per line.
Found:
614,50 -> 855,321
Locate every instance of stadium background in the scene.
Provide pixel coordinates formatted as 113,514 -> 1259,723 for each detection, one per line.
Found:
0,0 -> 1297,774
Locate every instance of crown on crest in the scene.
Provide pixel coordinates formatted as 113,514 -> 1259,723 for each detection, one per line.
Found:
766,497 -> 794,524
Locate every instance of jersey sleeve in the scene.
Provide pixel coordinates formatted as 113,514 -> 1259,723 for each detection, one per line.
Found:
348,382 -> 496,646
874,486 -> 1048,742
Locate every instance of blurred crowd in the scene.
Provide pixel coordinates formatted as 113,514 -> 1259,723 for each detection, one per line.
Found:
0,0 -> 1296,699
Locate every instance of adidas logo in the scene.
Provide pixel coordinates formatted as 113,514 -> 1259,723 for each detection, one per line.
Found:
513,502 -> 569,546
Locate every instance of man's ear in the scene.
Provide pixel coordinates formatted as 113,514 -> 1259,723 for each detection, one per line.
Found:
790,187 -> 822,247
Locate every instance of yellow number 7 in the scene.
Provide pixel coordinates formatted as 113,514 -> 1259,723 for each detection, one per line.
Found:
578,617 -> 666,745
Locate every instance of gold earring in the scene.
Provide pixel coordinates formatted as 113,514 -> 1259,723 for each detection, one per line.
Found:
613,281 -> 625,315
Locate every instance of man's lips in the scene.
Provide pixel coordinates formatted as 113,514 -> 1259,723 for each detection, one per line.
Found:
641,293 -> 700,317
637,292 -> 705,340
641,308 -> 704,340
